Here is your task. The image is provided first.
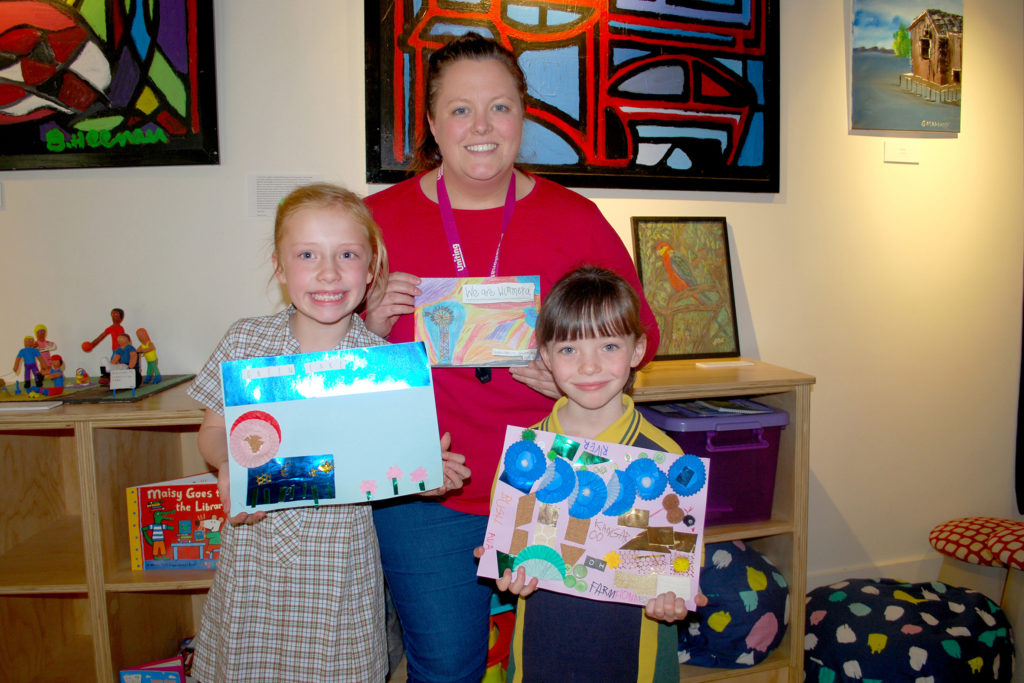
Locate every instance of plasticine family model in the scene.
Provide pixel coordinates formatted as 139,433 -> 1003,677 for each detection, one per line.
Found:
9,323 -> 64,396
81,308 -> 161,395
4,308 -> 160,399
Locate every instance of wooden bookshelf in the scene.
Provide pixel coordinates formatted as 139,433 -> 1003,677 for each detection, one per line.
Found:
0,385 -> 207,682
634,358 -> 814,682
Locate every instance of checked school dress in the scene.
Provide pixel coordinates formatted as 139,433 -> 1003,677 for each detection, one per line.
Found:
187,308 -> 388,682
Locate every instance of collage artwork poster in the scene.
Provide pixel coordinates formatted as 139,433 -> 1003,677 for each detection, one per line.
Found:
478,426 -> 710,608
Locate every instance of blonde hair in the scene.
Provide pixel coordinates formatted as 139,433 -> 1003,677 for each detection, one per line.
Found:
273,183 -> 389,290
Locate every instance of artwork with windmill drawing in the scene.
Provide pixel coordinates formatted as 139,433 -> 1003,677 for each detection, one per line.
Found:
631,218 -> 740,360
413,276 -> 541,367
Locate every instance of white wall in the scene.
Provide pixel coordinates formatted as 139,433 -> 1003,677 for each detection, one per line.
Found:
1,1 -> 1021,585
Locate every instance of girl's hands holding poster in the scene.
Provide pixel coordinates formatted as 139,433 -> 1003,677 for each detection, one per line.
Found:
472,546 -> 540,597
645,591 -> 708,623
218,465 -> 266,526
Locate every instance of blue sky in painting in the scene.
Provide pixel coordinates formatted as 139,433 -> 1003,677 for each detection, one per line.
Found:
852,0 -> 963,49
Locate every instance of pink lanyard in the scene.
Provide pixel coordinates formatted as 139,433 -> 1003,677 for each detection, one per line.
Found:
437,172 -> 517,277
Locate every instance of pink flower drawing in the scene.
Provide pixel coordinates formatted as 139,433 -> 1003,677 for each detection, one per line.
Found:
360,480 -> 378,501
387,465 -> 403,495
410,467 -> 429,492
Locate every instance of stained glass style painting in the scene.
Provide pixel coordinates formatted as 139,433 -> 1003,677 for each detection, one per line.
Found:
366,0 -> 778,192
0,0 -> 218,170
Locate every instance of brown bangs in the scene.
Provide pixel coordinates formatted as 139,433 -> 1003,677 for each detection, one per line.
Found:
536,266 -> 644,346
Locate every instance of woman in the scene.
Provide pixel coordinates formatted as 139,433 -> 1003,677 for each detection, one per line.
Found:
364,33 -> 661,683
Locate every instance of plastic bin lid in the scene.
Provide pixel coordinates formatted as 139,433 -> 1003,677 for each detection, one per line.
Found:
638,398 -> 789,432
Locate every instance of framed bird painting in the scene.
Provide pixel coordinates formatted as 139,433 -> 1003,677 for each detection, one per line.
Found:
631,217 -> 739,360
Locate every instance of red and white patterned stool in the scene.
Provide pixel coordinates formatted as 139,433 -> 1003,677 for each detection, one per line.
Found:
931,516 -> 1024,678
929,516 -> 1007,567
986,520 -> 1024,570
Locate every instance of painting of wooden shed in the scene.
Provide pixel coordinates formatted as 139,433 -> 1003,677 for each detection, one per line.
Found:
851,1 -> 961,132
900,9 -> 962,104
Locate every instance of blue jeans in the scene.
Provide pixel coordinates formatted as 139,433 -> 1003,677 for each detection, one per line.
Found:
373,498 -> 492,683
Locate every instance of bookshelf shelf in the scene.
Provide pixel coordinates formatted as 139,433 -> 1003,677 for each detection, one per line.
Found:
0,518 -> 87,593
0,595 -> 95,680
104,567 -> 215,592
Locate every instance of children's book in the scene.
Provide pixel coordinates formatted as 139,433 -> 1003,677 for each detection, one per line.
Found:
119,655 -> 186,683
126,473 -> 224,571
0,400 -> 62,411
477,426 -> 710,609
413,276 -> 540,367
691,398 -> 775,415
219,342 -> 443,517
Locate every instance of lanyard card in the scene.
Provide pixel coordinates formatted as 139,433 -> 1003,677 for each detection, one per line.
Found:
413,275 -> 540,367
219,342 -> 442,516
477,425 -> 710,609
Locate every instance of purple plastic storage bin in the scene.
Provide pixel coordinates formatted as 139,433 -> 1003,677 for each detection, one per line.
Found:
638,399 -> 789,526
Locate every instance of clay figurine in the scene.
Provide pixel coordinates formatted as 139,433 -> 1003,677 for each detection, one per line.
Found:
41,354 -> 65,396
13,336 -> 46,392
104,332 -> 141,388
34,324 -> 57,367
136,327 -> 162,384
82,308 -> 125,353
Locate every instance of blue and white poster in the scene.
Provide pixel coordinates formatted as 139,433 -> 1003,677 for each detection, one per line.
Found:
852,1 -> 963,132
220,343 -> 442,516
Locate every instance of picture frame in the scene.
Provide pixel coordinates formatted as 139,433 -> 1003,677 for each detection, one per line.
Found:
631,217 -> 740,360
365,0 -> 778,192
850,1 -> 963,132
0,0 -> 219,171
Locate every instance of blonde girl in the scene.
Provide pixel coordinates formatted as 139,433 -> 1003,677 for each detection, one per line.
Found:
187,184 -> 466,682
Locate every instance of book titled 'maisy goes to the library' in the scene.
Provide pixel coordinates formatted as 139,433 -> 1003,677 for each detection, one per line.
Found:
119,655 -> 186,683
126,472 -> 225,570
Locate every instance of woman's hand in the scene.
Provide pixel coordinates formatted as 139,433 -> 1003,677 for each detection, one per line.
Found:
473,546 -> 540,596
421,432 -> 471,497
218,466 -> 266,526
509,356 -> 560,400
364,272 -> 421,338
644,591 -> 707,623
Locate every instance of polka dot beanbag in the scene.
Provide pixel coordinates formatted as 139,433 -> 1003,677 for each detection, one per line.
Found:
678,540 -> 790,667
804,578 -> 1014,681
